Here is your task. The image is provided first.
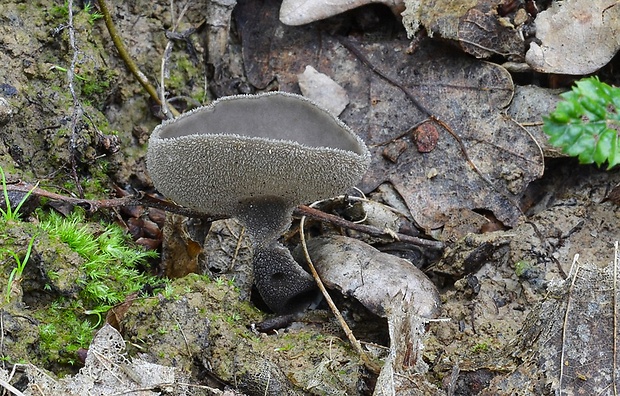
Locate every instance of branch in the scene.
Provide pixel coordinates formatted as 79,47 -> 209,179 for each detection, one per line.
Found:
294,205 -> 444,250
98,0 -> 180,117
6,182 -> 443,251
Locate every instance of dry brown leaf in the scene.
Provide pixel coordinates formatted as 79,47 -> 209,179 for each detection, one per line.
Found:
525,0 -> 620,74
351,41 -> 543,232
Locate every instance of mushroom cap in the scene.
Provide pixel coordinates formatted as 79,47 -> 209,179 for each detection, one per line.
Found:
147,92 -> 370,218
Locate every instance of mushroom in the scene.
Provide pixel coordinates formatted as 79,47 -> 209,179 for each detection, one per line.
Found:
147,92 -> 370,313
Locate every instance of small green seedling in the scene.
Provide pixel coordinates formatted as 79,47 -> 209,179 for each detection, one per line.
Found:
274,343 -> 295,352
0,167 -> 37,221
49,65 -> 88,81
83,2 -> 103,24
51,0 -> 102,25
543,76 -> 620,169
4,233 -> 36,303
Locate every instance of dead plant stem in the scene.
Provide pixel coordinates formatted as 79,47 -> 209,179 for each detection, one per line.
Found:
615,241 -> 618,396
295,204 -> 443,250
98,0 -> 180,117
159,0 -> 192,119
66,0 -> 85,198
5,182 -> 442,251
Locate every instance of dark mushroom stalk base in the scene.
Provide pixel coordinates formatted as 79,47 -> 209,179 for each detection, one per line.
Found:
236,196 -> 317,313
147,92 -> 370,314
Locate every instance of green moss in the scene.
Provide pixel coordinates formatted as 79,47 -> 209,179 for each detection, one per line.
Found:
514,260 -> 531,277
165,51 -> 207,107
78,68 -> 119,108
40,209 -> 158,305
12,208 -> 163,370
471,342 -> 490,353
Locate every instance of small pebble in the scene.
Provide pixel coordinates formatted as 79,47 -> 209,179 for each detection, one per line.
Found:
0,97 -> 13,125
298,65 -> 349,116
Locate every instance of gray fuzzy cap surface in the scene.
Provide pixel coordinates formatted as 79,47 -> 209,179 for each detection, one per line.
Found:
147,92 -> 370,217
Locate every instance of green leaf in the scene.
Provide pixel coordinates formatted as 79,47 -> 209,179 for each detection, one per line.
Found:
543,77 -> 620,169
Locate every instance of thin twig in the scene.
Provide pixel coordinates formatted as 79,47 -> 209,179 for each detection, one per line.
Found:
230,226 -> 245,269
5,181 -> 220,220
98,0 -> 180,117
0,377 -> 25,396
173,317 -> 192,358
294,205 -> 443,250
299,210 -> 381,374
6,182 -> 442,251
559,254 -> 581,392
66,0 -> 85,198
108,382 -> 223,395
159,0 -> 193,119
614,241 -> 618,396
0,310 -> 4,371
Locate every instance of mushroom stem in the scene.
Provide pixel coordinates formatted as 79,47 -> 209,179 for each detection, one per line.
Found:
253,242 -> 319,314
235,197 -> 320,313
234,197 -> 295,247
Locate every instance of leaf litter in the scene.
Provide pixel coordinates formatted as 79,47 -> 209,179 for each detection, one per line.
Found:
6,1 -> 620,395
483,245 -> 620,395
402,0 -> 527,60
236,0 -> 544,236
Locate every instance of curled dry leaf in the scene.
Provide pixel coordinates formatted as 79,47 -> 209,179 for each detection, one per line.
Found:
302,235 -> 443,394
525,0 -> 620,74
301,235 -> 441,318
279,0 -> 405,26
402,0 -> 526,59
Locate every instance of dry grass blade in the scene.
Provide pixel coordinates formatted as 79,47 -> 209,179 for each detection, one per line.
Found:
299,204 -> 381,375
615,241 -> 618,396
0,377 -> 26,396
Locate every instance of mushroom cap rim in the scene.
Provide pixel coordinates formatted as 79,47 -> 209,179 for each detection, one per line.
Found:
151,91 -> 369,157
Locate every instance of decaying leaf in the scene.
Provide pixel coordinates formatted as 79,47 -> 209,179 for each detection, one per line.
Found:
525,0 -> 620,74
160,213 -> 203,278
402,0 -> 527,60
201,218 -> 254,300
507,85 -> 564,157
352,41 -> 543,232
374,303 -> 443,395
235,0 -> 544,234
483,250 -> 620,395
236,0 -> 322,90
302,235 -> 443,394
302,235 -> 441,318
25,324 -> 188,395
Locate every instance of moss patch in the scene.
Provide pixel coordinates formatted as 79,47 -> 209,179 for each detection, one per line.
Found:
0,209 -> 161,374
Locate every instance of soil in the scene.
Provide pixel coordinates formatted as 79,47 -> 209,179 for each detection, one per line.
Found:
1,1 -> 619,395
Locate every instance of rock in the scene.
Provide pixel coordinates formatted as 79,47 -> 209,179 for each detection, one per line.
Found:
297,65 -> 349,116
